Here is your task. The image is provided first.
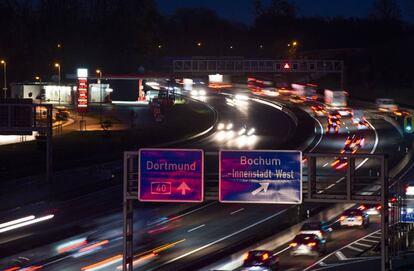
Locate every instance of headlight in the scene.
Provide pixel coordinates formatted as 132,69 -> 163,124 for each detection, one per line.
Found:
235,94 -> 248,101
199,89 -> 206,96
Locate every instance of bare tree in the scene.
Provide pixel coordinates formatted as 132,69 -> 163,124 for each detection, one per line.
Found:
370,0 -> 401,20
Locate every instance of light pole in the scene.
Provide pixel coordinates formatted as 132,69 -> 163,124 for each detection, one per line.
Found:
54,63 -> 61,105
96,69 -> 103,124
1,60 -> 7,99
35,76 -> 42,83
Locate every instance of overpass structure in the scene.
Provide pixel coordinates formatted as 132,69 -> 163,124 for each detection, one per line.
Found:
173,58 -> 344,74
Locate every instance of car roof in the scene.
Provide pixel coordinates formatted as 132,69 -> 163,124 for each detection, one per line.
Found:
248,250 -> 271,255
294,233 -> 318,242
343,209 -> 364,215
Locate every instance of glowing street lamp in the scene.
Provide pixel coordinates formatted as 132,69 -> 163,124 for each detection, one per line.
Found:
54,63 -> 61,104
1,60 -> 7,99
54,63 -> 61,85
35,76 -> 41,82
96,69 -> 103,124
197,42 -> 202,47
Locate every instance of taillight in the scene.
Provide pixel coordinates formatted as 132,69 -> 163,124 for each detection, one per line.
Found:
307,242 -> 317,247
357,216 -> 363,221
289,242 -> 297,247
340,216 -> 346,221
359,205 -> 366,210
262,253 -> 269,260
376,205 -> 382,210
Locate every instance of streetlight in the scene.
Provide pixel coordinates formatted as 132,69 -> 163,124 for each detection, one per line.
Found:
54,63 -> 61,105
197,42 -> 202,47
96,69 -> 103,124
35,76 -> 41,82
1,60 -> 7,99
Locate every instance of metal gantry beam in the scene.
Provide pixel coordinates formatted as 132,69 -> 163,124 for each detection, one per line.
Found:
123,151 -> 394,271
173,58 -> 344,74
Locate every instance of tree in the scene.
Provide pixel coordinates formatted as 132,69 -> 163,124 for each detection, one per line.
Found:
370,0 -> 401,21
267,0 -> 296,18
253,0 -> 263,18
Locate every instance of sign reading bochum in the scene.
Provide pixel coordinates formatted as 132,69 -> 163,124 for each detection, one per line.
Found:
139,148 -> 204,202
220,150 -> 302,204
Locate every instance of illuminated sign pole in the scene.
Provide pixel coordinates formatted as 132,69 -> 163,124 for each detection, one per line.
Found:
76,68 -> 88,130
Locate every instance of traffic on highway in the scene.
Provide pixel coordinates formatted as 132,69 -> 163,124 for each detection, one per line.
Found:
1,2 -> 414,271
0,75 -> 411,271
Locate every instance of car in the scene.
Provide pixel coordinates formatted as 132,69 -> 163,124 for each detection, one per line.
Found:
299,221 -> 333,241
289,234 -> 327,257
358,204 -> 382,216
339,208 -> 370,228
356,118 -> 370,128
336,108 -> 353,116
376,98 -> 398,112
329,110 -> 342,119
242,250 -> 279,271
311,105 -> 327,116
191,88 -> 207,96
392,109 -> 410,117
289,95 -> 305,104
331,156 -> 348,170
331,135 -> 365,169
342,134 -> 365,154
326,114 -> 341,134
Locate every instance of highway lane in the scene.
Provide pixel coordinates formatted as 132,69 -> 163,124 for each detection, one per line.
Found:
0,90 -> 300,270
229,211 -> 382,271
0,88 -> 407,271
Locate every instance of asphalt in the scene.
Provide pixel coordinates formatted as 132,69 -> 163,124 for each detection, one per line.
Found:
0,89 -> 409,271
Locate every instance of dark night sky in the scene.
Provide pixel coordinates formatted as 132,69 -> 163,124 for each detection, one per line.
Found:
156,0 -> 411,24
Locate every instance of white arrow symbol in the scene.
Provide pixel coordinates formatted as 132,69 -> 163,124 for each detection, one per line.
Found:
177,182 -> 191,195
251,183 -> 270,195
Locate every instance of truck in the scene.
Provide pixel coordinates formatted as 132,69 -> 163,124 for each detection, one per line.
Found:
291,84 -> 318,100
324,90 -> 347,107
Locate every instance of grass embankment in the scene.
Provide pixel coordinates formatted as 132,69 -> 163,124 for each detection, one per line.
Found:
0,101 -> 214,181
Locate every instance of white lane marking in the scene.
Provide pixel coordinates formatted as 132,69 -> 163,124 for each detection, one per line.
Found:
326,184 -> 335,189
251,98 -> 282,110
167,202 -> 217,223
274,246 -> 290,255
303,230 -> 380,271
230,208 -> 245,215
309,115 -> 324,152
187,224 -> 206,233
317,117 -> 379,193
147,209 -> 288,271
336,177 -> 345,183
335,251 -> 347,261
311,257 -> 380,271
319,262 -> 327,266
367,235 -> 381,240
323,162 -> 329,167
347,245 -> 364,252
355,118 -> 379,170
354,242 -> 372,248
361,238 -> 379,243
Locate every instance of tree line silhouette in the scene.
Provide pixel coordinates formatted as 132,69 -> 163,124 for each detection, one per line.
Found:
0,0 -> 412,94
